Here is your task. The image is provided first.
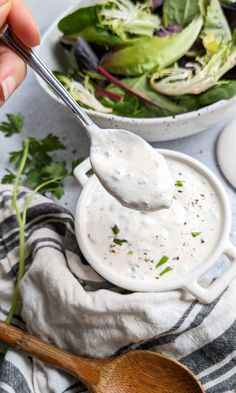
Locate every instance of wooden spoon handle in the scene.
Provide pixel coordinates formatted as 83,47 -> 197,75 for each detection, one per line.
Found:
0,322 -> 104,383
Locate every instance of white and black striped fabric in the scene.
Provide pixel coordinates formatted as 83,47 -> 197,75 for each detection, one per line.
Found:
0,186 -> 235,393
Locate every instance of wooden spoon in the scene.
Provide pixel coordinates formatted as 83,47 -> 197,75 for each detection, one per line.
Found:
0,322 -> 204,393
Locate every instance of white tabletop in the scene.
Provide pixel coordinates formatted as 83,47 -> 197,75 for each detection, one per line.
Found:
0,0 -> 236,247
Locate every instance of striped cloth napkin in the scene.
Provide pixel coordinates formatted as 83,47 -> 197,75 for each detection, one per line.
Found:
0,186 -> 235,393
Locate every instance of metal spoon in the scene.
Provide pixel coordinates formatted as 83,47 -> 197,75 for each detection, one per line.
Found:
0,322 -> 204,393
0,25 -> 174,212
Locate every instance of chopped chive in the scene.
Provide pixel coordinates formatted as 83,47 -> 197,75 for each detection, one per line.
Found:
156,255 -> 169,268
112,224 -> 120,235
127,250 -> 134,256
175,180 -> 184,187
86,168 -> 94,177
113,238 -> 128,246
160,266 -> 173,276
191,232 -> 201,238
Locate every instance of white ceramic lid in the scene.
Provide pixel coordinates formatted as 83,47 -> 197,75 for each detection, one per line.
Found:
217,119 -> 236,189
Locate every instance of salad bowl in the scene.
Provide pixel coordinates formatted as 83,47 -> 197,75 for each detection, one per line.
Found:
74,149 -> 236,303
35,0 -> 236,142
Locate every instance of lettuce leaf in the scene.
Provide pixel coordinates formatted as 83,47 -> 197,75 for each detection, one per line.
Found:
198,79 -> 236,105
79,26 -> 124,47
59,0 -> 160,44
62,27 -> 124,47
150,43 -> 236,95
120,75 -> 190,114
54,72 -> 112,113
163,0 -> 200,27
101,15 -> 203,76
201,0 -> 232,45
106,75 -> 200,115
58,5 -> 100,35
99,0 -> 160,39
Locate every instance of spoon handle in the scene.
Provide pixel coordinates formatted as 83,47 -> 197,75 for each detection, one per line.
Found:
0,322 -> 106,386
0,25 -> 95,130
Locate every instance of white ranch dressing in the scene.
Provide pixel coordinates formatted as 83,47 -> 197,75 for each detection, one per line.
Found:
89,128 -> 174,212
84,158 -> 222,281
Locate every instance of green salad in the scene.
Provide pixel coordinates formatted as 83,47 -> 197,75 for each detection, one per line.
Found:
56,0 -> 236,118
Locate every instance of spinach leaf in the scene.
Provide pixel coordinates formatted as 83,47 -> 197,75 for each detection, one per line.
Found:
58,6 -> 100,35
163,0 -> 200,27
198,80 -> 236,106
100,95 -> 141,117
170,94 -> 199,112
101,16 -> 203,76
123,75 -> 190,114
105,75 -> 199,116
100,84 -> 160,117
80,26 -> 124,47
201,0 -> 232,43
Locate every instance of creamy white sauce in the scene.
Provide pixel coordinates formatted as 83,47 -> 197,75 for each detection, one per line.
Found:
83,158 -> 222,281
89,127 -> 174,212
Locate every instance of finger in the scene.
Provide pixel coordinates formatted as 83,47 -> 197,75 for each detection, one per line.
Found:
0,45 -> 26,102
8,0 -> 40,47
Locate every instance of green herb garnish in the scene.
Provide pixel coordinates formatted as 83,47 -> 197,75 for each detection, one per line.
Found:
86,168 -> 94,177
127,251 -> 134,256
0,113 -> 84,324
175,180 -> 184,187
0,113 -> 24,136
71,157 -> 85,175
156,255 -> 169,268
113,238 -> 128,246
112,224 -> 120,235
159,266 -> 173,276
191,231 -> 201,238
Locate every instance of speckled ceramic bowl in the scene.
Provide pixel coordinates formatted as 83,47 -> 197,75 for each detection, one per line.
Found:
74,150 -> 236,303
35,1 -> 236,142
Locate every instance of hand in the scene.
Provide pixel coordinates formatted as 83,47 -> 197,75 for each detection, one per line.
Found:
0,0 -> 40,104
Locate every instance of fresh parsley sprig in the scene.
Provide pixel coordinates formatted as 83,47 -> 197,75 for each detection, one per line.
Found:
0,114 -> 70,199
0,113 -> 83,324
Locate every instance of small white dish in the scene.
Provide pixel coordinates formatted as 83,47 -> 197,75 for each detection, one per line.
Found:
35,0 -> 236,142
74,149 -> 236,303
217,118 -> 236,189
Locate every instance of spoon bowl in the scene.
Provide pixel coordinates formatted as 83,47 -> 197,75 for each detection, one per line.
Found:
99,351 -> 203,393
89,126 -> 174,211
0,322 -> 204,393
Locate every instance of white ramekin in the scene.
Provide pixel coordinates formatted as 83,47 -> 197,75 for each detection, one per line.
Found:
74,149 -> 236,303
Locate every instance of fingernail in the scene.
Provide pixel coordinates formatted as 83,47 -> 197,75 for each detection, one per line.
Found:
2,76 -> 16,101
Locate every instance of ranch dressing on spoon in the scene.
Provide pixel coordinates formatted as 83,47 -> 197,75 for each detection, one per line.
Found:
88,126 -> 174,212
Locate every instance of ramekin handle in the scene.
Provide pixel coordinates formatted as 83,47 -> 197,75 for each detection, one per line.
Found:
183,241 -> 236,304
73,158 -> 92,187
